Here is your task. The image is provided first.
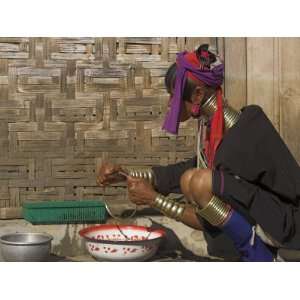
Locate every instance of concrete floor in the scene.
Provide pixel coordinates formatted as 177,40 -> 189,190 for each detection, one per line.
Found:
0,216 -> 210,261
3,217 -> 299,261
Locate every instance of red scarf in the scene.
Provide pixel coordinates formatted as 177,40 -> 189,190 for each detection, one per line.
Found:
204,88 -> 224,168
184,51 -> 225,168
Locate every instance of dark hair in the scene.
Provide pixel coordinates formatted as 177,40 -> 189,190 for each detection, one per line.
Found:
165,44 -> 217,102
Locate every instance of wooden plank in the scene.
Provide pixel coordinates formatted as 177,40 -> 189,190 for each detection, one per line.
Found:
224,38 -> 247,110
280,95 -> 300,162
246,37 -> 280,128
278,38 -> 300,162
279,38 -> 300,93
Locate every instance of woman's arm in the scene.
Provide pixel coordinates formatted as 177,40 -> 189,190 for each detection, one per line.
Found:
152,156 -> 197,195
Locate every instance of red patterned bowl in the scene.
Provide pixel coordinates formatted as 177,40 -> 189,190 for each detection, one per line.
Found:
79,225 -> 165,261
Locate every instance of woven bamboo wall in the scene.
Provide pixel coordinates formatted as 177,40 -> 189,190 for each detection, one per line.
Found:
0,37 -> 216,212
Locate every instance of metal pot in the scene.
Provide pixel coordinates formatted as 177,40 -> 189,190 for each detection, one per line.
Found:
0,232 -> 53,262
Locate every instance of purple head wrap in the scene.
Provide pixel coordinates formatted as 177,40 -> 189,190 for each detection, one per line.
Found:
162,50 -> 224,134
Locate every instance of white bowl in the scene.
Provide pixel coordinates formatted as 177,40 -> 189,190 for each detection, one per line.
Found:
79,225 -> 165,261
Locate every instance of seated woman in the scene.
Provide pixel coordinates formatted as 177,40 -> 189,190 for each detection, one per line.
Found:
97,44 -> 300,261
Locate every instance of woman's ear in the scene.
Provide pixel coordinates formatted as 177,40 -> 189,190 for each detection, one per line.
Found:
191,86 -> 205,104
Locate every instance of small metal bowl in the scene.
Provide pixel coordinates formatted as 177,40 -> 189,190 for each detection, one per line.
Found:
0,232 -> 53,262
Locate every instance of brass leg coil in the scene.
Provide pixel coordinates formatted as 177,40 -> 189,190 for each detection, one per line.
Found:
195,195 -> 232,226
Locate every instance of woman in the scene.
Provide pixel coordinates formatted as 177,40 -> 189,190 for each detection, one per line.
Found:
97,44 -> 300,261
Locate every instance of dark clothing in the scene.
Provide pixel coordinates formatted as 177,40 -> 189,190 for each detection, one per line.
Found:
152,156 -> 240,258
213,105 -> 300,248
153,105 -> 300,253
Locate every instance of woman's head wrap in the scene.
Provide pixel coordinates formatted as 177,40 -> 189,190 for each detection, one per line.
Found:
162,44 -> 225,168
162,45 -> 224,134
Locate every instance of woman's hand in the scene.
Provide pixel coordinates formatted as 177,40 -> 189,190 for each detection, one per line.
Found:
96,162 -> 125,187
127,176 -> 158,206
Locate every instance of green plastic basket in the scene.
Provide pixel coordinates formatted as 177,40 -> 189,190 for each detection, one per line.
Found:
22,200 -> 107,225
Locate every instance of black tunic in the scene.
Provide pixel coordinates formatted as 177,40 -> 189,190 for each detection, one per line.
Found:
153,105 -> 300,251
152,159 -> 240,259
213,105 -> 300,248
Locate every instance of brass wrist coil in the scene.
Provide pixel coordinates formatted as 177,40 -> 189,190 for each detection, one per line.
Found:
153,194 -> 185,221
125,168 -> 156,187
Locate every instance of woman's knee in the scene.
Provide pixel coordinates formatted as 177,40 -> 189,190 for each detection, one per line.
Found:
180,168 -> 198,199
189,169 -> 213,207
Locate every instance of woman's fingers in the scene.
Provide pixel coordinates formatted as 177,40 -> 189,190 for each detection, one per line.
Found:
103,167 -> 114,176
96,176 -> 104,186
128,194 -> 143,205
97,171 -> 118,186
127,176 -> 140,189
127,188 -> 138,198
